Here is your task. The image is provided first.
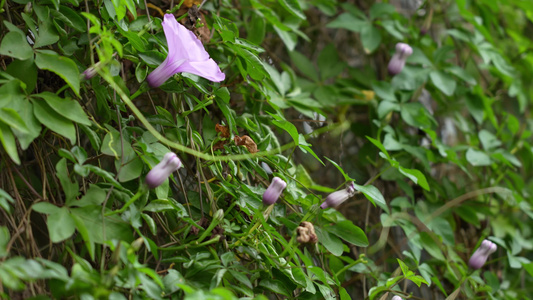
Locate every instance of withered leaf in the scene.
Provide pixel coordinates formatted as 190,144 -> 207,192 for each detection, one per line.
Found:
216,124 -> 230,138
234,135 -> 258,153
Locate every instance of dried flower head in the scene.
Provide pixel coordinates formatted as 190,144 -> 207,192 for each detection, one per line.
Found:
296,221 -> 318,244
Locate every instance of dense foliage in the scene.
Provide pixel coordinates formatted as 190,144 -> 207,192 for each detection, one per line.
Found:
1,0 -> 532,299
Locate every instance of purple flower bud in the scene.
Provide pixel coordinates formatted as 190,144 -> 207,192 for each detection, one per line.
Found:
83,67 -> 97,80
145,152 -> 182,189
146,14 -> 225,88
262,177 -> 287,205
388,43 -> 413,76
392,296 -> 403,300
320,182 -> 356,209
468,239 -> 497,269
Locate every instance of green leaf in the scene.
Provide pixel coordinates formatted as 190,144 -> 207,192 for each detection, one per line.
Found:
478,129 -> 501,151
0,122 -> 20,164
429,70 -> 456,96
10,101 -> 41,150
361,24 -> 381,54
259,279 -> 290,296
116,156 -> 143,182
326,220 -> 369,247
70,213 -> 95,260
0,108 -> 28,134
398,166 -> 430,191
0,189 -> 15,214
6,58 -> 37,93
58,5 -> 87,32
70,184 -> 106,207
33,202 -> 62,214
278,0 -> 305,19
466,148 -> 492,166
35,92 -> 91,126
33,16 -> 60,48
0,226 -> 9,258
289,51 -> 318,82
315,227 -> 343,256
419,232 -> 445,260
0,31 -> 34,60
271,118 -> 299,146
33,100 -> 76,144
71,206 -> 134,243
35,51 -> 80,97
47,207 -> 76,243
56,158 -> 80,202
324,157 -> 352,181
327,13 -> 367,32
247,13 -> 266,45
369,3 -> 397,19
353,183 -> 388,211
318,44 -> 345,80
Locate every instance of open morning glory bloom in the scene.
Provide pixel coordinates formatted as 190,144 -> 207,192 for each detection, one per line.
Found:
388,43 -> 413,76
145,152 -> 182,189
263,177 -> 287,205
320,182 -> 356,209
146,14 -> 225,87
468,239 -> 497,269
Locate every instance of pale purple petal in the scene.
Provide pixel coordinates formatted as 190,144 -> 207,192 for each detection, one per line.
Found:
388,53 -> 406,76
145,152 -> 182,189
320,190 -> 351,209
146,57 -> 186,88
176,60 -> 226,82
147,14 -> 225,87
263,177 -> 287,205
468,239 -> 497,270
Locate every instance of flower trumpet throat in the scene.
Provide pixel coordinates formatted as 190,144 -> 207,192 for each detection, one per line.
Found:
388,43 -> 413,76
146,14 -> 225,88
468,239 -> 497,269
145,152 -> 182,189
262,177 -> 287,205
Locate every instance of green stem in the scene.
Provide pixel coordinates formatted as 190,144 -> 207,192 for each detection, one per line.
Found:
100,69 -> 346,163
105,187 -> 146,216
334,254 -> 367,278
160,235 -> 221,251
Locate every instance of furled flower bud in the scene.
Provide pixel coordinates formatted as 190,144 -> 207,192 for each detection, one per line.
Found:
83,67 -> 97,80
392,296 -> 403,300
145,152 -> 182,189
468,239 -> 497,269
320,182 -> 356,209
262,177 -> 287,205
388,43 -> 413,76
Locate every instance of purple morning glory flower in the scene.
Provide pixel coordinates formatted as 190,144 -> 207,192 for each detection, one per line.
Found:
320,182 -> 356,209
146,14 -> 225,87
145,152 -> 182,189
263,177 -> 287,205
468,239 -> 497,270
388,43 -> 413,76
